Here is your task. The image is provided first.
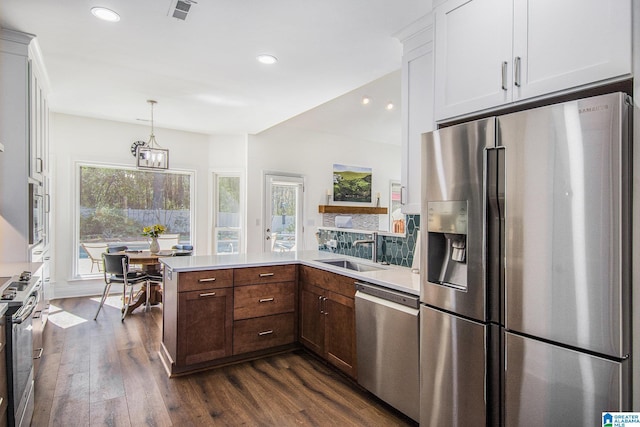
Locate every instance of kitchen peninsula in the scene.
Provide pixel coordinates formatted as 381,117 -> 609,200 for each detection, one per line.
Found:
158,251 -> 419,377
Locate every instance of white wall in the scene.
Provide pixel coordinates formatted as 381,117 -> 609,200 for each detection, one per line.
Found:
50,113 -> 244,298
207,133 -> 247,253
246,126 -> 400,253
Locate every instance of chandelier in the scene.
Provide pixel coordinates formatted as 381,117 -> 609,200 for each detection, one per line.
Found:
135,100 -> 169,170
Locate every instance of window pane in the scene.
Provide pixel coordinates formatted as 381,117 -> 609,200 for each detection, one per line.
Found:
216,177 -> 240,227
214,175 -> 241,255
78,165 -> 192,276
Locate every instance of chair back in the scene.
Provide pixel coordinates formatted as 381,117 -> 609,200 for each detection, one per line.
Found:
172,244 -> 193,256
82,242 -> 109,260
157,234 -> 180,250
102,253 -> 129,275
107,245 -> 128,253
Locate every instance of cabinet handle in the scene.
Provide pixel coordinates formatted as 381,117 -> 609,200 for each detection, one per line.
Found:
400,186 -> 406,205
318,295 -> 324,314
33,348 -> 43,359
37,158 -> 43,173
323,296 -> 328,316
198,277 -> 216,283
514,56 -> 521,87
33,310 -> 42,319
45,194 -> 51,213
199,292 -> 217,297
258,330 -> 274,336
501,61 -> 508,91
259,297 -> 274,303
259,273 -> 275,277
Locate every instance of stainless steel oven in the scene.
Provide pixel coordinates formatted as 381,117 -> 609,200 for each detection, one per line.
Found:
9,296 -> 35,427
2,275 -> 38,427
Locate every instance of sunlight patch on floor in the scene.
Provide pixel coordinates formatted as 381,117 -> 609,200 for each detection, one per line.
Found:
47,303 -> 88,329
90,294 -> 124,310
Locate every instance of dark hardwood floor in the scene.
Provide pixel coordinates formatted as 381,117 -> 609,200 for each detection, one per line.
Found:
33,296 -> 416,426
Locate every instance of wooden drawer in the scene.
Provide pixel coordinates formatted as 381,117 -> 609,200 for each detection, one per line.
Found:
233,313 -> 295,355
299,265 -> 356,299
178,269 -> 233,292
234,265 -> 295,286
234,282 -> 295,320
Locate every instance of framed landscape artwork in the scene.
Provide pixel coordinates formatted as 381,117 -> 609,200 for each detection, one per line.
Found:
333,164 -> 372,202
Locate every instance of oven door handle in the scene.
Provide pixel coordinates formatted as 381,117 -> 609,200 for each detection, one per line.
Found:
13,296 -> 37,324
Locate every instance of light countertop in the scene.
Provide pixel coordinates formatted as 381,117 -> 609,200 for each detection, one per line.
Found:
0,262 -> 43,284
161,250 -> 420,295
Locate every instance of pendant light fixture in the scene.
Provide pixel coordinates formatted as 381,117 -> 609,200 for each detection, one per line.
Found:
136,100 -> 169,170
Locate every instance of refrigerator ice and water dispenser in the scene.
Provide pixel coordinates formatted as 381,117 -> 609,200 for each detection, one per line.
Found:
426,200 -> 468,291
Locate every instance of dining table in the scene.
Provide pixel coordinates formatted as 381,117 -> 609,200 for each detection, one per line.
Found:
119,249 -> 174,314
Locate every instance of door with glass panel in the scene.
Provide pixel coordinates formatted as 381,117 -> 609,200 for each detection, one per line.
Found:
263,174 -> 303,252
212,173 -> 243,254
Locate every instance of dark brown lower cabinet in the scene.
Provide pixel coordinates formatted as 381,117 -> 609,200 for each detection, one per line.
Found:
177,288 -> 233,366
298,266 -> 357,378
233,312 -> 295,354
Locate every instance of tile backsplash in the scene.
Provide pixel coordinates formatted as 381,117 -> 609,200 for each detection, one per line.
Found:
317,214 -> 420,268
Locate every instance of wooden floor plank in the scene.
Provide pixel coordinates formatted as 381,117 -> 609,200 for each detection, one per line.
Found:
89,397 -> 132,427
33,296 -> 416,427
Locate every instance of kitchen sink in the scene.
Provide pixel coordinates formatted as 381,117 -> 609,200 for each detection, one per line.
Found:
316,259 -> 384,272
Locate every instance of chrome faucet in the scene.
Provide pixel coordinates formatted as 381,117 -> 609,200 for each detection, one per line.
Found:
353,232 -> 378,263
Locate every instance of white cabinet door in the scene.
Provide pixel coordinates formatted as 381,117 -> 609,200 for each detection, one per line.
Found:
401,42 -> 434,214
434,0 -> 513,121
513,0 -> 631,101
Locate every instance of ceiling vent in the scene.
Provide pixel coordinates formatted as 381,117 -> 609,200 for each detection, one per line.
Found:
169,0 -> 196,21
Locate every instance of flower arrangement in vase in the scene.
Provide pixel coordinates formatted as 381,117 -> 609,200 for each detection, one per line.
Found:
142,224 -> 166,254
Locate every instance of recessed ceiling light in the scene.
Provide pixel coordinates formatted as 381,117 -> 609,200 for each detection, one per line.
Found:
385,101 -> 395,110
361,96 -> 371,105
257,54 -> 278,65
91,7 -> 121,22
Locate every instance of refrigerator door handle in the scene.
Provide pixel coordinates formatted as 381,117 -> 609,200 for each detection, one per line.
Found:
485,145 -> 505,324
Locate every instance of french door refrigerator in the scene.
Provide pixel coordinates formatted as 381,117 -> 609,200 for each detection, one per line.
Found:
420,92 -> 632,426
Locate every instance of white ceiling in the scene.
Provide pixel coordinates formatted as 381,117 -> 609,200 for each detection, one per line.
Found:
0,0 -> 428,139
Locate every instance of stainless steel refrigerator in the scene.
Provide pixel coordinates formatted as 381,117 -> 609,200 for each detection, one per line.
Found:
420,92 -> 632,426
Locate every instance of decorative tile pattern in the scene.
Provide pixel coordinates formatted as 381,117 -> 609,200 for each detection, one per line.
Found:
321,213 -> 379,230
317,214 -> 420,268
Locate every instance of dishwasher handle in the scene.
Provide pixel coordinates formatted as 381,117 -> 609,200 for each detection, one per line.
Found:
355,290 -> 419,316
355,282 -> 420,309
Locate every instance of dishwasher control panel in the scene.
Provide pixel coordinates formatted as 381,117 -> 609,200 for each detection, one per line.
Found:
355,282 -> 420,309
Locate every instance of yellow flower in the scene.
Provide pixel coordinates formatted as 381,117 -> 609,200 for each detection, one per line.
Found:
142,224 -> 167,238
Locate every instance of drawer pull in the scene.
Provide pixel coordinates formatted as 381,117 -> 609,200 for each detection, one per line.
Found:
33,348 -> 43,359
199,292 -> 217,297
198,277 -> 217,283
258,330 -> 274,336
259,273 -> 275,277
259,297 -> 274,303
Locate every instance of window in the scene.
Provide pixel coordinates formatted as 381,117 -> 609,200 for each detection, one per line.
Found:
390,180 -> 405,233
76,164 -> 193,277
213,172 -> 243,254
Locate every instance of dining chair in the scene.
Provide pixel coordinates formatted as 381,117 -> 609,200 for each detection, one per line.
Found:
107,245 -> 128,253
172,244 -> 193,256
94,253 -> 149,321
157,233 -> 180,250
81,242 -> 109,272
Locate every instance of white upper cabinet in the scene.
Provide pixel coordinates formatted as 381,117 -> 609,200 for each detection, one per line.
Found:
434,0 -> 632,121
512,0 -> 631,101
434,0 -> 513,120
398,15 -> 435,214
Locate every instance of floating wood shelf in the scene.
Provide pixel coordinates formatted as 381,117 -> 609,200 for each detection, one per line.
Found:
318,205 -> 388,214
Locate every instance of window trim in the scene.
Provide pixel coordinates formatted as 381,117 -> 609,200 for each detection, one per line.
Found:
73,161 -> 196,280
211,169 -> 245,254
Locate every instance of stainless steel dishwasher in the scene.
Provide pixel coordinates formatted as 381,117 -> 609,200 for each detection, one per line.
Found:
355,281 -> 419,422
